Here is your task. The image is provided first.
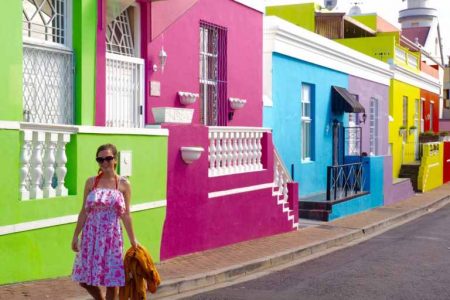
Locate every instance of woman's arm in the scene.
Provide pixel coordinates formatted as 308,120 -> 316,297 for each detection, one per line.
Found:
71,178 -> 93,252
120,179 -> 138,248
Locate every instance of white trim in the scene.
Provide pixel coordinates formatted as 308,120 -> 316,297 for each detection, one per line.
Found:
391,64 -> 441,94
0,121 -> 20,130
0,200 -> 167,236
0,123 -> 169,136
233,0 -> 265,13
264,16 -> 393,87
208,126 -> 271,133
77,125 -> 168,136
208,183 -> 274,198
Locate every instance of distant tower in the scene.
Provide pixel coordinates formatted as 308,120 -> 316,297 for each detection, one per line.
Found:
398,0 -> 443,64
398,0 -> 438,28
348,1 -> 362,16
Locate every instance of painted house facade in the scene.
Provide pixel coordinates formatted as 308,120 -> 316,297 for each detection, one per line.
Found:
263,16 -> 388,221
0,0 -> 299,285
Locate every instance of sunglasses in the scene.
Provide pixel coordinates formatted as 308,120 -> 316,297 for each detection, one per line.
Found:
96,156 -> 115,163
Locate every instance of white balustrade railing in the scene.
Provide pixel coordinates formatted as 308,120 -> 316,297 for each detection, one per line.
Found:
20,128 -> 71,200
208,127 -> 267,177
273,149 -> 292,204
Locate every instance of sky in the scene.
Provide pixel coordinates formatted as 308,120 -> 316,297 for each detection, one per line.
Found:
265,0 -> 450,62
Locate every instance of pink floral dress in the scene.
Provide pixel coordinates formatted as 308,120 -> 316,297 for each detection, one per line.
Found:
72,176 -> 126,287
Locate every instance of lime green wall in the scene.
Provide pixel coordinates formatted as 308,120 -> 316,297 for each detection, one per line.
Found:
266,3 -> 317,32
352,15 -> 377,31
0,2 -> 22,121
0,207 -> 165,284
0,129 -> 168,284
335,35 -> 395,63
73,0 -> 97,125
389,79 -> 421,179
418,143 -> 443,192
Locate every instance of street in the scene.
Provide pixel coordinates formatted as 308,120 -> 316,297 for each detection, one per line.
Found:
186,204 -> 450,300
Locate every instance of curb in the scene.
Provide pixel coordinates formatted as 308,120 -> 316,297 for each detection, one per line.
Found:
153,194 -> 450,299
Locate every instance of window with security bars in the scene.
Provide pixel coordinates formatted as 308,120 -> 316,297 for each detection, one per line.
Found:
301,84 -> 313,161
23,0 -> 66,44
106,7 -> 135,56
22,0 -> 73,125
199,22 -> 227,126
105,6 -> 144,128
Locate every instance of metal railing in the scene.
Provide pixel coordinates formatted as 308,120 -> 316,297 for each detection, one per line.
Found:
23,43 -> 74,124
326,162 -> 366,201
106,53 -> 145,128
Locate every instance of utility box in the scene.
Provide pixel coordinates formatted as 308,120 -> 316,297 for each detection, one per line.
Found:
119,151 -> 132,177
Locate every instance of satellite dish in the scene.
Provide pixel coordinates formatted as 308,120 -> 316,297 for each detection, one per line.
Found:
325,0 -> 337,10
349,5 -> 362,15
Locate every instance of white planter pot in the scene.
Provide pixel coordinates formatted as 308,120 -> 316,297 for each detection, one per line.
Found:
152,107 -> 194,124
180,146 -> 204,164
229,97 -> 247,110
178,92 -> 199,105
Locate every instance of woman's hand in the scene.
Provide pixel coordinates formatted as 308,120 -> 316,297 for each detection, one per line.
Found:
71,236 -> 79,252
131,239 -> 139,249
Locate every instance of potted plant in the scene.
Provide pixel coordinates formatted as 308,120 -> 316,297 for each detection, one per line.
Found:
419,131 -> 439,143
399,125 -> 407,136
409,125 -> 417,135
439,131 -> 450,142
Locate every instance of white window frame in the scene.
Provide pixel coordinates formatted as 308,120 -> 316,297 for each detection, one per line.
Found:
301,84 -> 313,162
23,0 -> 72,50
199,23 -> 219,126
403,96 -> 408,142
430,102 -> 434,131
369,97 -> 379,156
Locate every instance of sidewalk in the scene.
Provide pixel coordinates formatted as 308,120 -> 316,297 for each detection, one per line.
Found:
2,183 -> 450,300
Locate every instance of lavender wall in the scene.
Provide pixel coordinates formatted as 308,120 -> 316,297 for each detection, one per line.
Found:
160,125 -> 295,260
348,76 -> 389,156
383,155 -> 415,205
147,0 -> 263,127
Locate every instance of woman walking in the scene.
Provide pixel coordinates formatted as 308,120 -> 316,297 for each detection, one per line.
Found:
71,144 -> 138,300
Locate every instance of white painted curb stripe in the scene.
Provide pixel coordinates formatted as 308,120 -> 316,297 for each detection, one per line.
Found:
0,200 -> 167,236
209,183 -> 274,198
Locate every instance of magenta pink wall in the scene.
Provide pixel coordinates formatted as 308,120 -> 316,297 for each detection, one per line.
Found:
160,125 -> 295,260
147,0 -> 263,126
95,0 -> 106,126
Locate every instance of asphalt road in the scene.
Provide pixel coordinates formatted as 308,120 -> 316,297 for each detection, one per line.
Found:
185,204 -> 450,300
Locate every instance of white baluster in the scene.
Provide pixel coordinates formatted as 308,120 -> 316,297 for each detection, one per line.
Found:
30,131 -> 45,199
222,132 -> 229,174
55,133 -> 70,196
231,131 -> 239,173
243,132 -> 250,171
247,132 -> 255,171
227,132 -> 234,173
257,132 -> 263,169
237,132 -> 244,173
42,133 -> 58,198
216,132 -> 223,175
20,131 -> 33,200
209,132 -> 217,177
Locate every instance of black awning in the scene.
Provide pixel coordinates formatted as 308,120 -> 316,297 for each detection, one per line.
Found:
332,86 -> 365,113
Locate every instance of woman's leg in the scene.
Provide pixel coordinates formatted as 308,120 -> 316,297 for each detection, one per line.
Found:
79,283 -> 105,300
105,286 -> 119,300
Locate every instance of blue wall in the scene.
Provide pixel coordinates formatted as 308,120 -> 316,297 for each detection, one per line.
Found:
264,53 -> 348,197
328,156 -> 384,220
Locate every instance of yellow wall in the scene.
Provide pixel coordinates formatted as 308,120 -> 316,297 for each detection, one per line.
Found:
389,79 -> 421,179
418,142 -> 443,192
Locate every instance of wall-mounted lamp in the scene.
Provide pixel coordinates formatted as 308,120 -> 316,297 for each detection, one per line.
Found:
358,113 -> 367,124
153,47 -> 168,72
